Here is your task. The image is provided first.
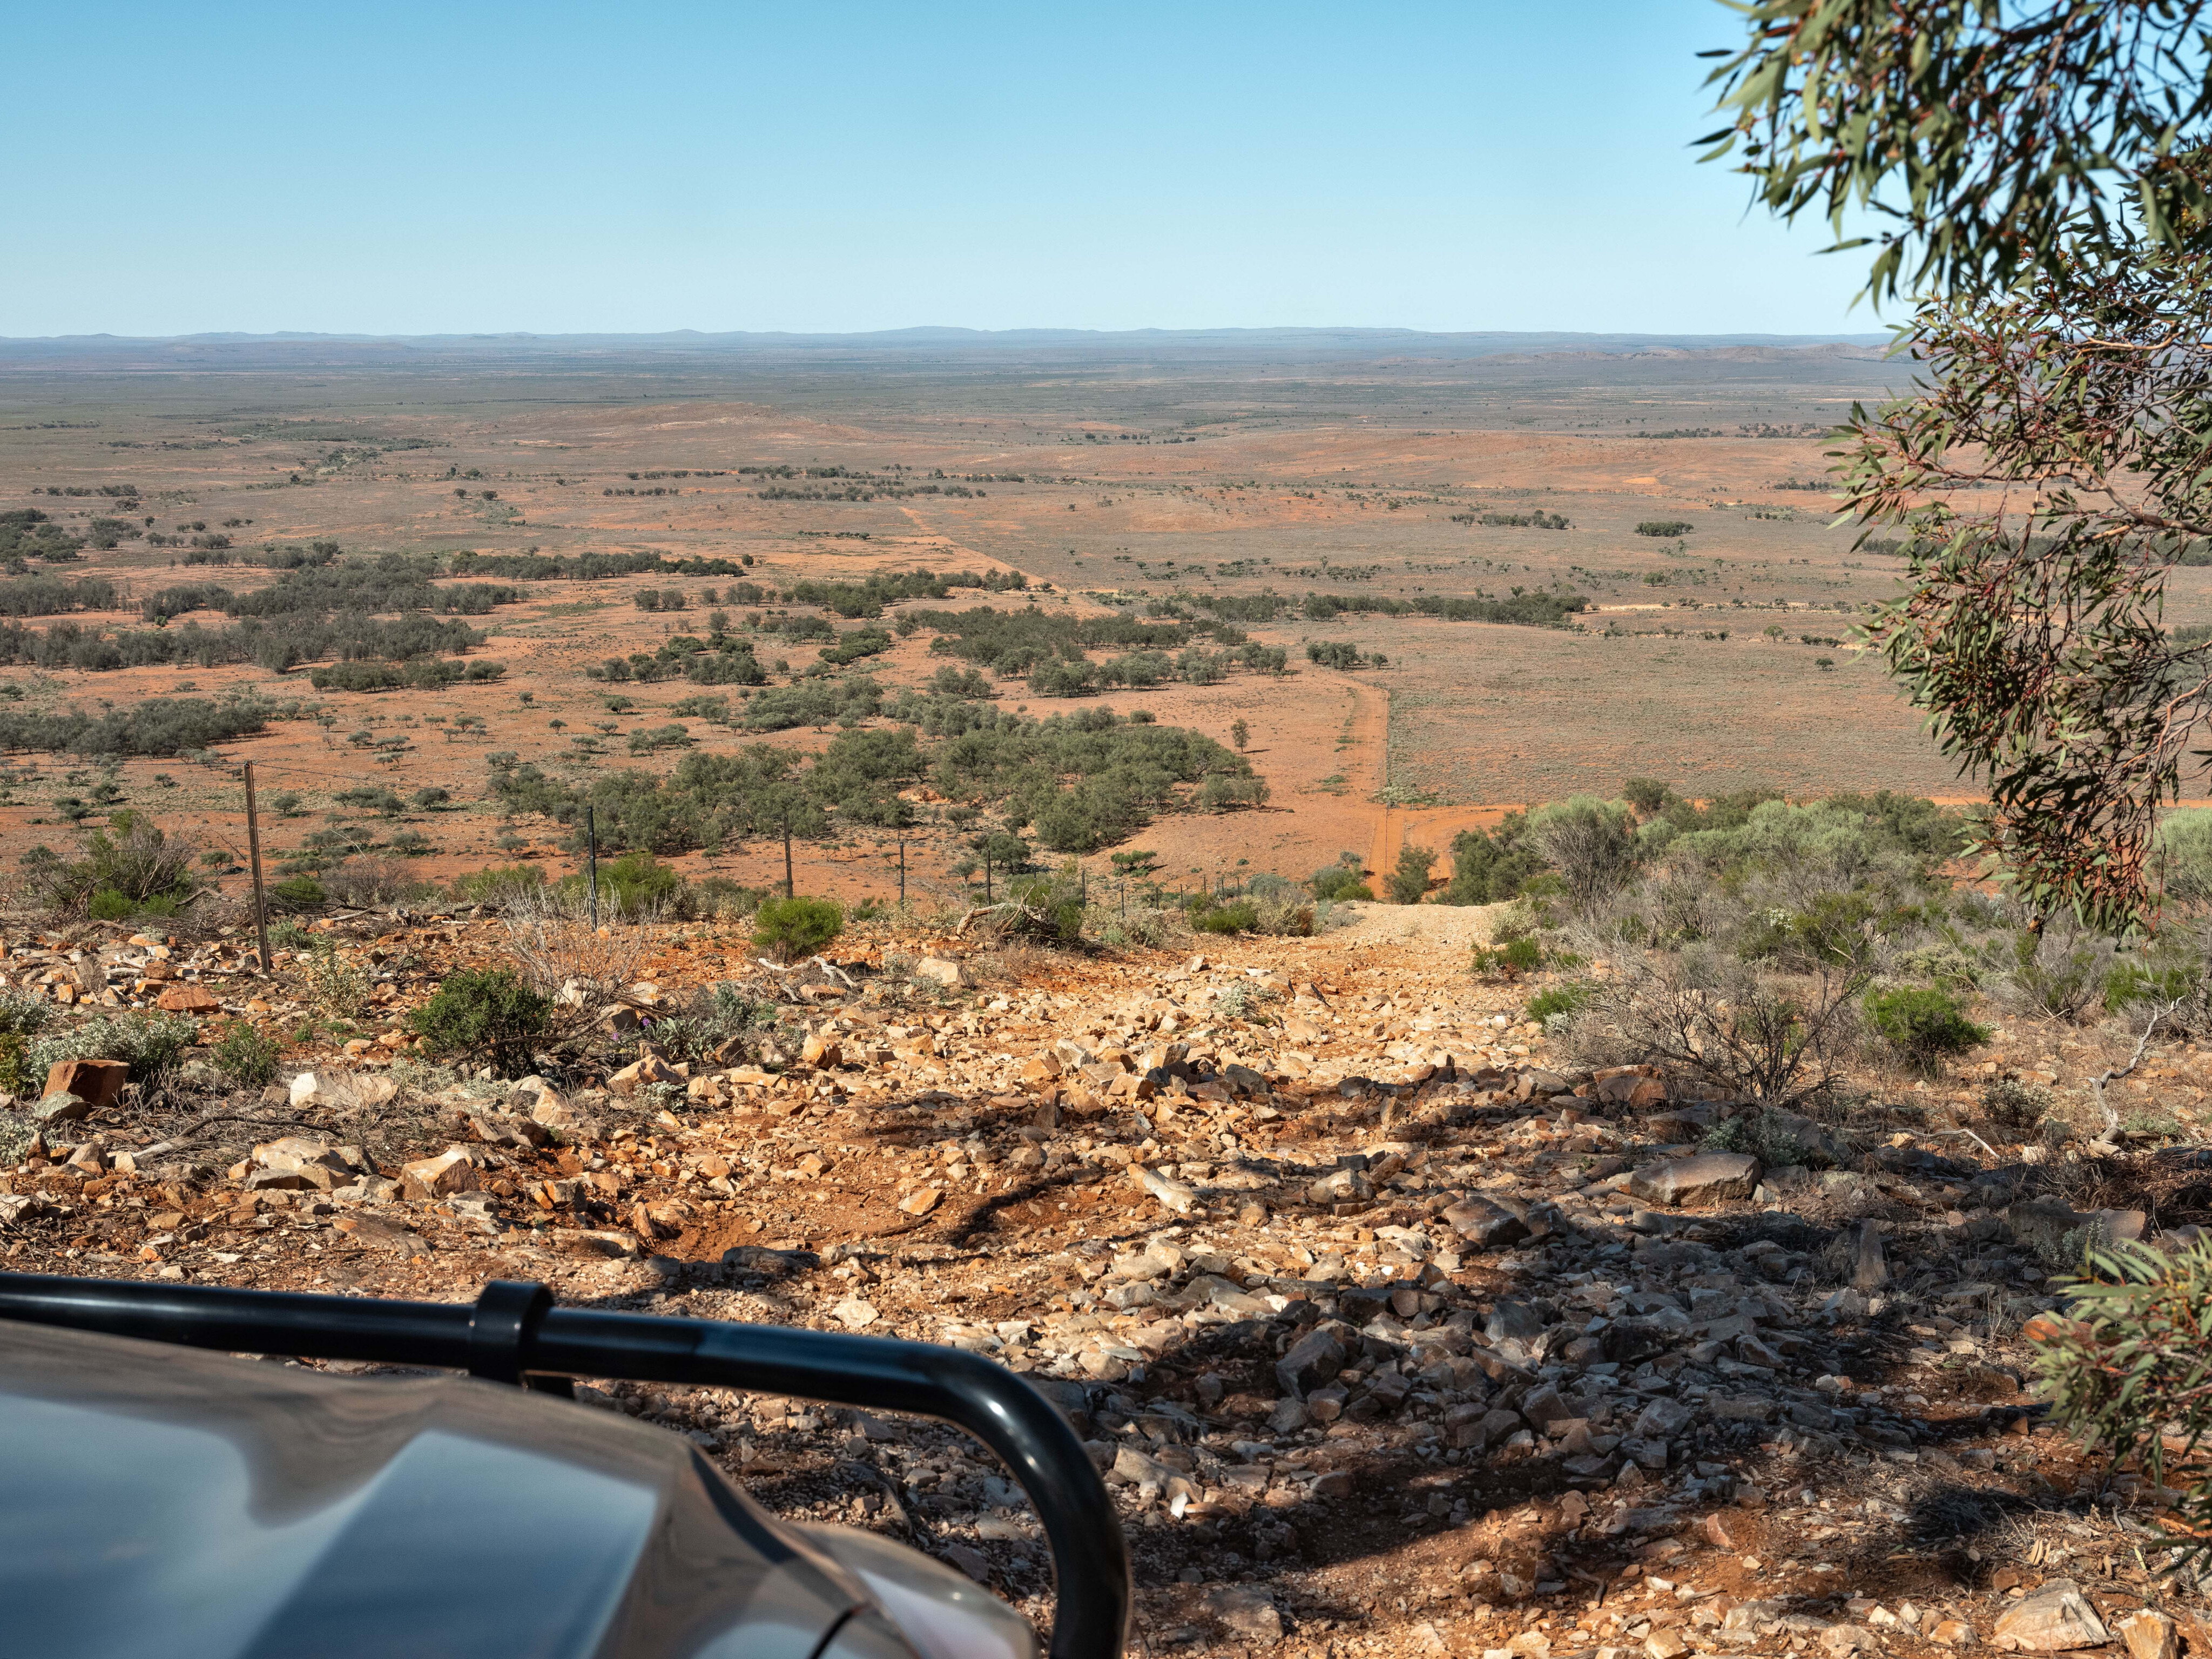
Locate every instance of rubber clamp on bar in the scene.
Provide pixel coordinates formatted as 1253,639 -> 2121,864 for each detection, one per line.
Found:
468,1279 -> 569,1394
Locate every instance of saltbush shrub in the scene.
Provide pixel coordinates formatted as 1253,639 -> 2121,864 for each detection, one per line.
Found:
29,1011 -> 198,1087
408,968 -> 550,1076
1525,981 -> 1593,1024
1193,899 -> 1260,934
753,896 -> 845,962
213,1021 -> 282,1088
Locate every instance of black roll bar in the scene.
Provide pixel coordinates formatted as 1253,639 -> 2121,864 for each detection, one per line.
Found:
0,1271 -> 1129,1659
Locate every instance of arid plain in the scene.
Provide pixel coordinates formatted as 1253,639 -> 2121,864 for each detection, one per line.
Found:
0,331 -> 2145,902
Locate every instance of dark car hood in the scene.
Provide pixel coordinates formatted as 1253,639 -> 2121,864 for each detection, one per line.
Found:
0,1319 -> 868,1659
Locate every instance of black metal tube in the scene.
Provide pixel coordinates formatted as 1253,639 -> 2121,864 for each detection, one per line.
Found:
0,1272 -> 1128,1659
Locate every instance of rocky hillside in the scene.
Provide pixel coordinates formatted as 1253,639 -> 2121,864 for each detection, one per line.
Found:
0,900 -> 2200,1659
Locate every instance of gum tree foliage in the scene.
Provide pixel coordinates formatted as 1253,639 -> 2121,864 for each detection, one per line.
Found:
1703,2 -> 2212,306
1708,1 -> 2212,929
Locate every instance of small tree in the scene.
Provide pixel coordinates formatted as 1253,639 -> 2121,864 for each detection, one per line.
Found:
1388,845 -> 1436,904
1230,718 -> 1249,751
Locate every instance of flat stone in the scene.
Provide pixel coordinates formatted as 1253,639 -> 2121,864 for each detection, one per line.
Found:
912,957 -> 969,989
155,983 -> 220,1014
1628,1152 -> 1761,1207
1201,1586 -> 1282,1643
1992,1581 -> 2112,1651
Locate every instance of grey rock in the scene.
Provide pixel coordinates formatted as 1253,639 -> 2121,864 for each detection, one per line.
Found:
29,1091 -> 90,1125
1628,1152 -> 1761,1207
1276,1328 -> 1345,1398
1631,1395 -> 1695,1438
1992,1581 -> 2111,1651
1444,1192 -> 1531,1249
1201,1586 -> 1282,1642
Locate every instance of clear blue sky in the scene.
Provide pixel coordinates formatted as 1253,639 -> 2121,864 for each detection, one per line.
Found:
11,1 -> 1872,338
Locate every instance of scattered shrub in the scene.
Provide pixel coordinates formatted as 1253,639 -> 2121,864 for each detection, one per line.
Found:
1865,984 -> 1989,1067
1311,855 -> 1373,901
454,864 -> 547,906
272,874 -> 326,907
1525,797 -> 1639,909
1444,813 -> 1548,903
1194,899 -> 1260,934
752,895 -> 845,962
1636,521 -> 1695,537
1472,934 -> 1543,976
1525,981 -> 1594,1024
408,967 -> 551,1076
300,938 -> 370,1017
213,1021 -> 282,1088
21,811 -> 196,918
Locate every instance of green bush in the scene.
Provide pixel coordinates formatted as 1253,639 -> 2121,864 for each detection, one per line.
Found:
1311,855 -> 1373,901
1194,899 -> 1260,934
1444,813 -> 1548,903
558,851 -> 682,918
453,864 -> 547,906
2155,807 -> 2212,906
1865,984 -> 1990,1065
2033,1239 -> 2212,1566
272,874 -> 325,907
1472,934 -> 1543,976
1525,797 -> 1639,908
21,810 -> 196,918
213,1021 -> 282,1088
1526,981 -> 1594,1024
753,896 -> 845,962
1388,845 -> 1437,904
646,982 -> 776,1067
407,968 -> 550,1076
1636,521 -> 1695,537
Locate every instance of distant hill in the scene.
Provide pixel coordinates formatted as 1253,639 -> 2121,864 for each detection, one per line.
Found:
0,326 -> 1890,362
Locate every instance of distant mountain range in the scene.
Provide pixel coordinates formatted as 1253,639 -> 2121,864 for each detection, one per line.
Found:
0,326 -> 1891,360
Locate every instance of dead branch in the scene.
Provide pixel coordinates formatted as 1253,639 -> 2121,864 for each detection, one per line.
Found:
2089,997 -> 2186,1152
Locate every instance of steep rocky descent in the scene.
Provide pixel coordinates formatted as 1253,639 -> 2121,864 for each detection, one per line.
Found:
0,909 -> 2203,1659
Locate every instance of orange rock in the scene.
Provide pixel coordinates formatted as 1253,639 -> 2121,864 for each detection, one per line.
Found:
44,1057 -> 128,1111
156,983 -> 220,1014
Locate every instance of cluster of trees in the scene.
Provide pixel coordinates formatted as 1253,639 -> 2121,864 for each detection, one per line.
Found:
0,510 -> 85,565
0,613 -> 484,675
914,605 -> 1196,676
1202,588 -> 1588,627
488,706 -> 1260,859
1306,640 -> 1385,670
1635,521 -> 1695,538
447,550 -> 758,581
1455,510 -> 1572,529
140,554 -> 519,624
0,696 -> 292,757
179,540 -> 339,569
0,576 -> 119,617
307,658 -> 507,693
784,568 -> 1024,618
